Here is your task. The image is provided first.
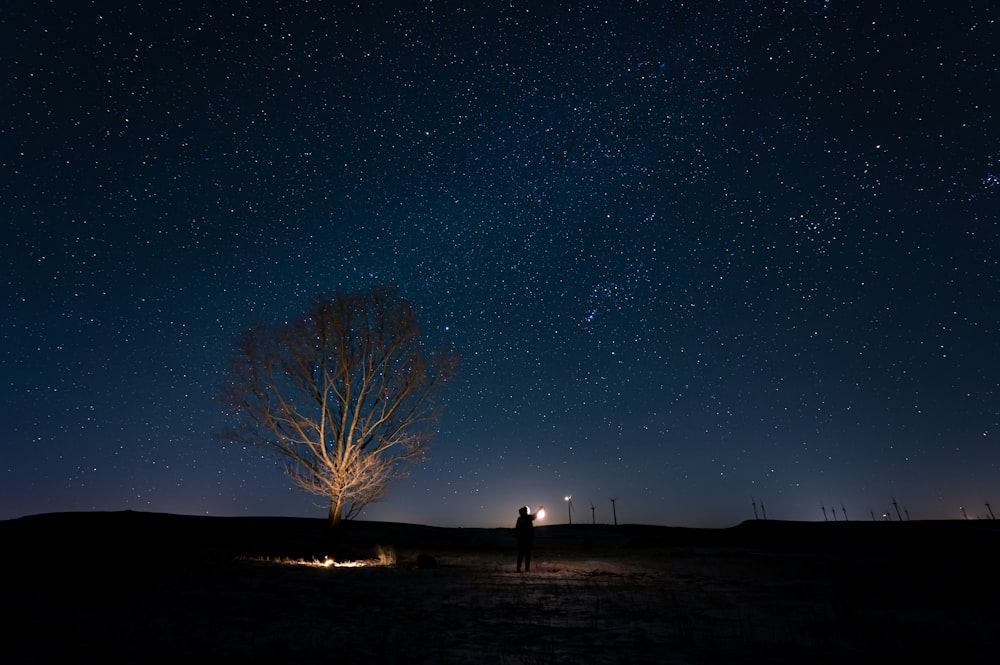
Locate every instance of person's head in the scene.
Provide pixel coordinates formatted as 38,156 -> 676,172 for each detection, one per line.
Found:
519,506 -> 528,516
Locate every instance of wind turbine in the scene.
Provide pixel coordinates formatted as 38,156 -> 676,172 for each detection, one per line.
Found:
565,496 -> 574,524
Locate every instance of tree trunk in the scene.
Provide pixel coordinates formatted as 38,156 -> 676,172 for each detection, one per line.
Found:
328,496 -> 343,528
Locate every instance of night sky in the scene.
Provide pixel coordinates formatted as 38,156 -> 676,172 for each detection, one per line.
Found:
4,1 -> 998,528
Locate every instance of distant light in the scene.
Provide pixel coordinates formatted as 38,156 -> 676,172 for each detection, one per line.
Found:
536,508 -> 545,519
564,495 -> 572,501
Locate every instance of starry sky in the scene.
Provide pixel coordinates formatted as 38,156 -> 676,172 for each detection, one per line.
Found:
4,1 -> 998,528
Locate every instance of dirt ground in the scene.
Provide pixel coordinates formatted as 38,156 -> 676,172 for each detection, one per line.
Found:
2,512 -> 998,664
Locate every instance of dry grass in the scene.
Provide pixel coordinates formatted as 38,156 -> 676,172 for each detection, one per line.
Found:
2,513 -> 998,664
237,543 -> 397,568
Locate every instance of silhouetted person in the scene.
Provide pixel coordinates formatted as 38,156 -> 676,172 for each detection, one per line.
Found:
515,505 -> 540,572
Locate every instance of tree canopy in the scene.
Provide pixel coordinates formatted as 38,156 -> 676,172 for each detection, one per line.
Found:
217,286 -> 457,526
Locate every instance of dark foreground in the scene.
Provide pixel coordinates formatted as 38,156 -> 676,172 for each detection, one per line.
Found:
2,511 -> 998,664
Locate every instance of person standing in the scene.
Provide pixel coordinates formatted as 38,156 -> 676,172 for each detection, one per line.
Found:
515,505 -> 542,572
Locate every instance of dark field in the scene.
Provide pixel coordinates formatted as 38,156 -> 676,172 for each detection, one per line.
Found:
2,511 -> 998,664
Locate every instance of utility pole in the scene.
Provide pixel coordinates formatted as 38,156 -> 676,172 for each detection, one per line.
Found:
986,501 -> 996,520
760,501 -> 767,520
892,496 -> 902,522
961,505 -> 968,520
842,504 -> 848,521
821,504 -> 828,521
752,497 -> 759,520
610,497 -> 618,526
590,501 -> 596,525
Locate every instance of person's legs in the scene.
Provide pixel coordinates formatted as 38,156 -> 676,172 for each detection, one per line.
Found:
524,549 -> 531,572
517,549 -> 524,572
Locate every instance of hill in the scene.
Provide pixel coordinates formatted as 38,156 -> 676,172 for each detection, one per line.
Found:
4,509 -> 999,560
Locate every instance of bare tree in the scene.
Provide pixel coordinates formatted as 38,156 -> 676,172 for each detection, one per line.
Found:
217,286 -> 457,527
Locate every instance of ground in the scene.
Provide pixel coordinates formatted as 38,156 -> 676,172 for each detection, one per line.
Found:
2,512 -> 997,664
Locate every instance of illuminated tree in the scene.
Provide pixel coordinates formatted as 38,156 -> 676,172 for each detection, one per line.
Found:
218,286 -> 457,527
